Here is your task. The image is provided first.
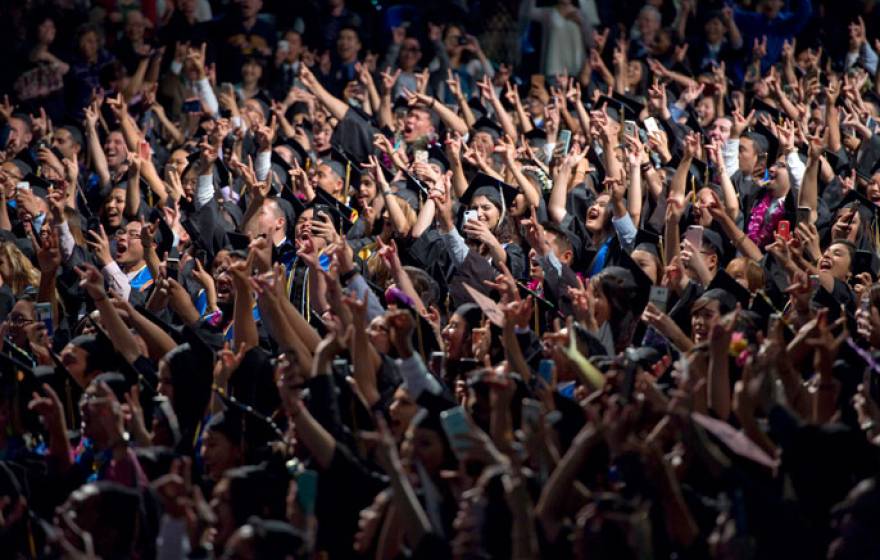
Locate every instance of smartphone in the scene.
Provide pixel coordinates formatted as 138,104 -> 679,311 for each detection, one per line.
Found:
182,98 -> 201,114
538,359 -> 554,385
295,469 -> 318,516
166,256 -> 180,281
429,351 -> 445,379
855,249 -> 875,278
318,250 -> 332,272
558,129 -> 572,155
414,150 -> 429,164
86,215 -> 102,234
458,36 -> 470,46
35,302 -> 52,336
797,206 -> 811,225
776,220 -> 791,241
620,350 -> 638,404
643,117 -> 660,135
685,225 -> 704,250
648,285 -> 669,313
277,39 -> 291,54
624,120 -> 638,138
463,209 -> 479,224
15,181 -> 30,192
440,406 -> 472,453
808,274 -> 820,294
522,399 -> 542,429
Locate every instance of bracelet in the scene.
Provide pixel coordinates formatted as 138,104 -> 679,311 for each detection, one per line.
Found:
382,189 -> 393,196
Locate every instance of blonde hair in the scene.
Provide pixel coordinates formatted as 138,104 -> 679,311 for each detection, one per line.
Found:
0,242 -> 40,295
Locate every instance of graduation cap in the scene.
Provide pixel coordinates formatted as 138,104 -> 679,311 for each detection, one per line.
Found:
833,188 -> 880,247
459,172 -> 519,221
751,98 -> 783,123
472,116 -> 503,141
523,127 -> 548,150
327,145 -> 362,192
21,173 -> 51,197
824,149 -> 851,176
605,251 -> 653,316
426,143 -> 450,173
467,96 -> 487,120
225,231 -> 252,252
707,269 -> 752,309
147,207 -> 174,259
280,138 -> 309,167
611,91 -> 645,120
633,228 -> 661,259
702,228 -> 726,258
312,188 -> 358,235
595,95 -> 638,122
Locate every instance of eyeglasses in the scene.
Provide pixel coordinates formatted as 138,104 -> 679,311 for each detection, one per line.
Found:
8,315 -> 33,326
114,229 -> 142,240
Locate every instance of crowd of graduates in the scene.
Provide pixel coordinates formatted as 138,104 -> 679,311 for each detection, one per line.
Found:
1,0 -> 880,558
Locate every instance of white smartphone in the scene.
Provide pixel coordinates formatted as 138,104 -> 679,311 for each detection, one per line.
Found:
643,117 -> 660,135
648,286 -> 669,313
440,406 -> 472,454
685,225 -> 704,250
558,129 -> 572,154
414,150 -> 429,164
624,120 -> 639,137
463,209 -> 478,224
15,181 -> 30,192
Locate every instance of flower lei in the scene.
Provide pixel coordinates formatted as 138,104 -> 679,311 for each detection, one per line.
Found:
746,193 -> 785,248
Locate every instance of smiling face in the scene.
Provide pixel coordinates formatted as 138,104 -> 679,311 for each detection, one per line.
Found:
470,194 -> 500,230
103,131 -> 128,169
691,299 -> 721,344
585,193 -> 611,233
402,107 -> 433,144
212,250 -> 246,305
201,429 -> 242,481
709,117 -> 732,143
102,188 -> 126,228
312,163 -> 344,197
818,242 -> 853,281
337,28 -> 361,63
399,38 -> 422,72
240,59 -> 262,86
388,386 -> 418,439
441,312 -> 469,361
114,222 -> 145,268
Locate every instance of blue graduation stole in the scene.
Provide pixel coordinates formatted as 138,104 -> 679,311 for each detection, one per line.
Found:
588,237 -> 613,278
130,265 -> 154,292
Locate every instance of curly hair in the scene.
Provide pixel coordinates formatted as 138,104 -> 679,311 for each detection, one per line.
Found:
0,242 -> 40,296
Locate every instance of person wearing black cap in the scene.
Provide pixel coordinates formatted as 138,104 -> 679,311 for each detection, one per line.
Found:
201,407 -> 245,483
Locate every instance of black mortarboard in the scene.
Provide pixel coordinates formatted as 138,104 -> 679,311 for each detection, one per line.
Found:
472,116 -> 503,140
606,249 -> 653,316
824,149 -> 851,176
833,189 -> 880,246
611,91 -> 646,120
595,95 -> 638,122
280,138 -> 309,167
854,249 -> 880,279
752,122 -> 780,163
751,98 -> 783,123
702,228 -> 726,259
459,173 -> 519,216
312,188 -> 358,235
516,280 -> 561,320
697,288 -> 738,316
523,127 -> 548,150
328,145 -> 362,192
426,142 -> 449,173
147,207 -> 174,259
707,269 -> 751,308
21,172 -> 50,193
467,96 -> 487,120
632,229 -> 661,261
392,96 -> 410,112
390,174 -> 423,210
225,231 -> 252,252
